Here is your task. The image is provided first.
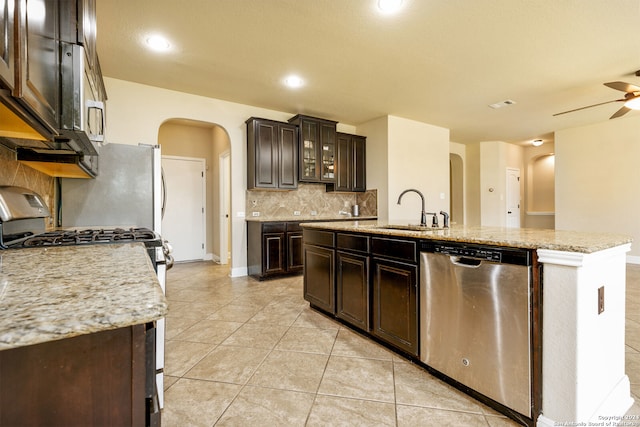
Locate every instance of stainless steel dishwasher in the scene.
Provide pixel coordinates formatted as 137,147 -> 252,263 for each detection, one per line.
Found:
420,240 -> 532,417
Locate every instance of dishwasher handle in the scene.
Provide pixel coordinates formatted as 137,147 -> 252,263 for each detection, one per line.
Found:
450,256 -> 483,268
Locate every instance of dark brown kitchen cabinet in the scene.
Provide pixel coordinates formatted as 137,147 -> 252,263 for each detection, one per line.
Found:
288,114 -> 337,183
15,0 -> 61,134
0,0 -> 15,91
336,233 -> 370,331
0,324 -> 150,426
287,222 -> 304,273
247,221 -> 303,279
1,0 -> 104,143
246,117 -> 298,190
303,229 -> 336,313
371,237 -> 419,356
334,132 -> 366,192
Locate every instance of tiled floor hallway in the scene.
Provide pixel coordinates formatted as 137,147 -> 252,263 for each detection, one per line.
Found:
161,262 -> 640,426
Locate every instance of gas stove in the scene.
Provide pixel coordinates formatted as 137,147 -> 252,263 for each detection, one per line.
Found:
12,227 -> 160,248
0,185 -> 172,414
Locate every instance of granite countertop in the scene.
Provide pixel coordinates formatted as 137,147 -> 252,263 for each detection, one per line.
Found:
0,243 -> 168,351
245,215 -> 377,222
300,220 -> 633,253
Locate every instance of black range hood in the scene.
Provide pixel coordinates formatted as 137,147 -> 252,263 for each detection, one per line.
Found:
16,147 -> 97,179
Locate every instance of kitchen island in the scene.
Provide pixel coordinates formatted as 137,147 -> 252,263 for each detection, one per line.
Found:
301,220 -> 633,427
0,243 -> 168,426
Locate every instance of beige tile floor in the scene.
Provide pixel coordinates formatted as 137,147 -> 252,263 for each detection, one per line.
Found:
162,262 -> 640,426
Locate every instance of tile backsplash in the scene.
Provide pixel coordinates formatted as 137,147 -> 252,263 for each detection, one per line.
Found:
0,145 -> 56,228
246,183 -> 377,219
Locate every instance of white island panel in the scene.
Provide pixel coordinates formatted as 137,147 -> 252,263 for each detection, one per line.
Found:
537,244 -> 633,426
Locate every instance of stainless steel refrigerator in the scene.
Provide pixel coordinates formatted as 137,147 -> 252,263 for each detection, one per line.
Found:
60,142 -> 167,407
60,143 -> 163,233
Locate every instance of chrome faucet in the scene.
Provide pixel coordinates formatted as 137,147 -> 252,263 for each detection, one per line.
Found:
397,189 -> 428,226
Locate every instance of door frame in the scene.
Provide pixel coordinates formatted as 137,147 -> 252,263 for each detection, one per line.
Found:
219,151 -> 231,265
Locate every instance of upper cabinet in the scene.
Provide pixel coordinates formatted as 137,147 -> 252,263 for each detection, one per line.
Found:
288,115 -> 337,183
246,117 -> 298,190
0,0 -> 15,91
334,132 -> 366,192
15,0 -> 61,134
0,0 -> 106,171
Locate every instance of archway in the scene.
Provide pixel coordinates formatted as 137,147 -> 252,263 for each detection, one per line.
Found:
158,119 -> 232,264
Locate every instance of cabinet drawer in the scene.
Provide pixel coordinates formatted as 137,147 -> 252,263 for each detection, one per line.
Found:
371,237 -> 417,263
262,222 -> 286,233
337,233 -> 370,253
303,229 -> 335,248
286,222 -> 302,232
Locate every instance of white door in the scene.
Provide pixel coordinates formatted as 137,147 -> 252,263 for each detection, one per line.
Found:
162,156 -> 206,262
506,168 -> 521,228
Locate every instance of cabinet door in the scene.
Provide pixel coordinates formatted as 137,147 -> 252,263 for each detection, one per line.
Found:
299,120 -> 319,182
79,0 -> 97,70
319,122 -> 336,182
15,0 -> 59,132
371,257 -> 418,355
263,232 -> 286,275
278,123 -> 298,189
0,0 -> 15,90
287,231 -> 304,273
335,133 -> 351,192
248,119 -> 278,189
336,251 -> 369,331
351,135 -> 367,192
303,244 -> 335,313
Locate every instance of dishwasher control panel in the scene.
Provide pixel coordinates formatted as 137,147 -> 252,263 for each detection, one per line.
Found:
420,241 -> 532,266
434,245 -> 502,262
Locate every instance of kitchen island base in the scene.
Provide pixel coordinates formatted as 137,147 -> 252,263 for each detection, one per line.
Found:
301,221 -> 634,427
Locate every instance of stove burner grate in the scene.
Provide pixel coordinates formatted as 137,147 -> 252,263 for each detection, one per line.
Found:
20,228 -> 158,247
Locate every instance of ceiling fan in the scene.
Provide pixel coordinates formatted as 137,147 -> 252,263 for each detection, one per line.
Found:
553,79 -> 640,119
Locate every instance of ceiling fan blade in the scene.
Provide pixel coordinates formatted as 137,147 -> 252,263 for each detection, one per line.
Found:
610,106 -> 631,119
553,99 -> 625,116
604,81 -> 640,93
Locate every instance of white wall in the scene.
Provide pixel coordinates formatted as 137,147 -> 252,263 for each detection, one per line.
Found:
357,115 -> 449,224
556,116 -> 640,260
356,116 -> 389,218
104,78 -> 302,276
478,141 -> 524,227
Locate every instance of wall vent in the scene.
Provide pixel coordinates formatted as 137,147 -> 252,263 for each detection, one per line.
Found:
489,99 -> 517,109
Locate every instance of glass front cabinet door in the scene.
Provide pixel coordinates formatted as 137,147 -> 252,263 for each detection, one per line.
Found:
289,115 -> 337,183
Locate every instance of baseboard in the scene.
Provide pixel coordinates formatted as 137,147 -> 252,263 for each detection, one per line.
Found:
627,255 -> 640,265
230,266 -> 248,277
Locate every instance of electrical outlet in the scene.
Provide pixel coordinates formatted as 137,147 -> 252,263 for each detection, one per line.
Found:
293,211 -> 301,216
310,211 -> 318,216
252,212 -> 260,217
598,286 -> 605,314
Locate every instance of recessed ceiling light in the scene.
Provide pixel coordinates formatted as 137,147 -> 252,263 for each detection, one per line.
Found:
377,0 -> 403,14
145,35 -> 171,52
284,75 -> 304,89
532,139 -> 544,146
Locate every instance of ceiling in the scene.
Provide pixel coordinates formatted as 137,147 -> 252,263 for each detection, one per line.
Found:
95,0 -> 640,145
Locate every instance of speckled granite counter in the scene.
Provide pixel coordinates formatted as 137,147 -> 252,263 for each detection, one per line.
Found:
300,220 -> 633,253
245,215 -> 377,222
0,243 -> 168,350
